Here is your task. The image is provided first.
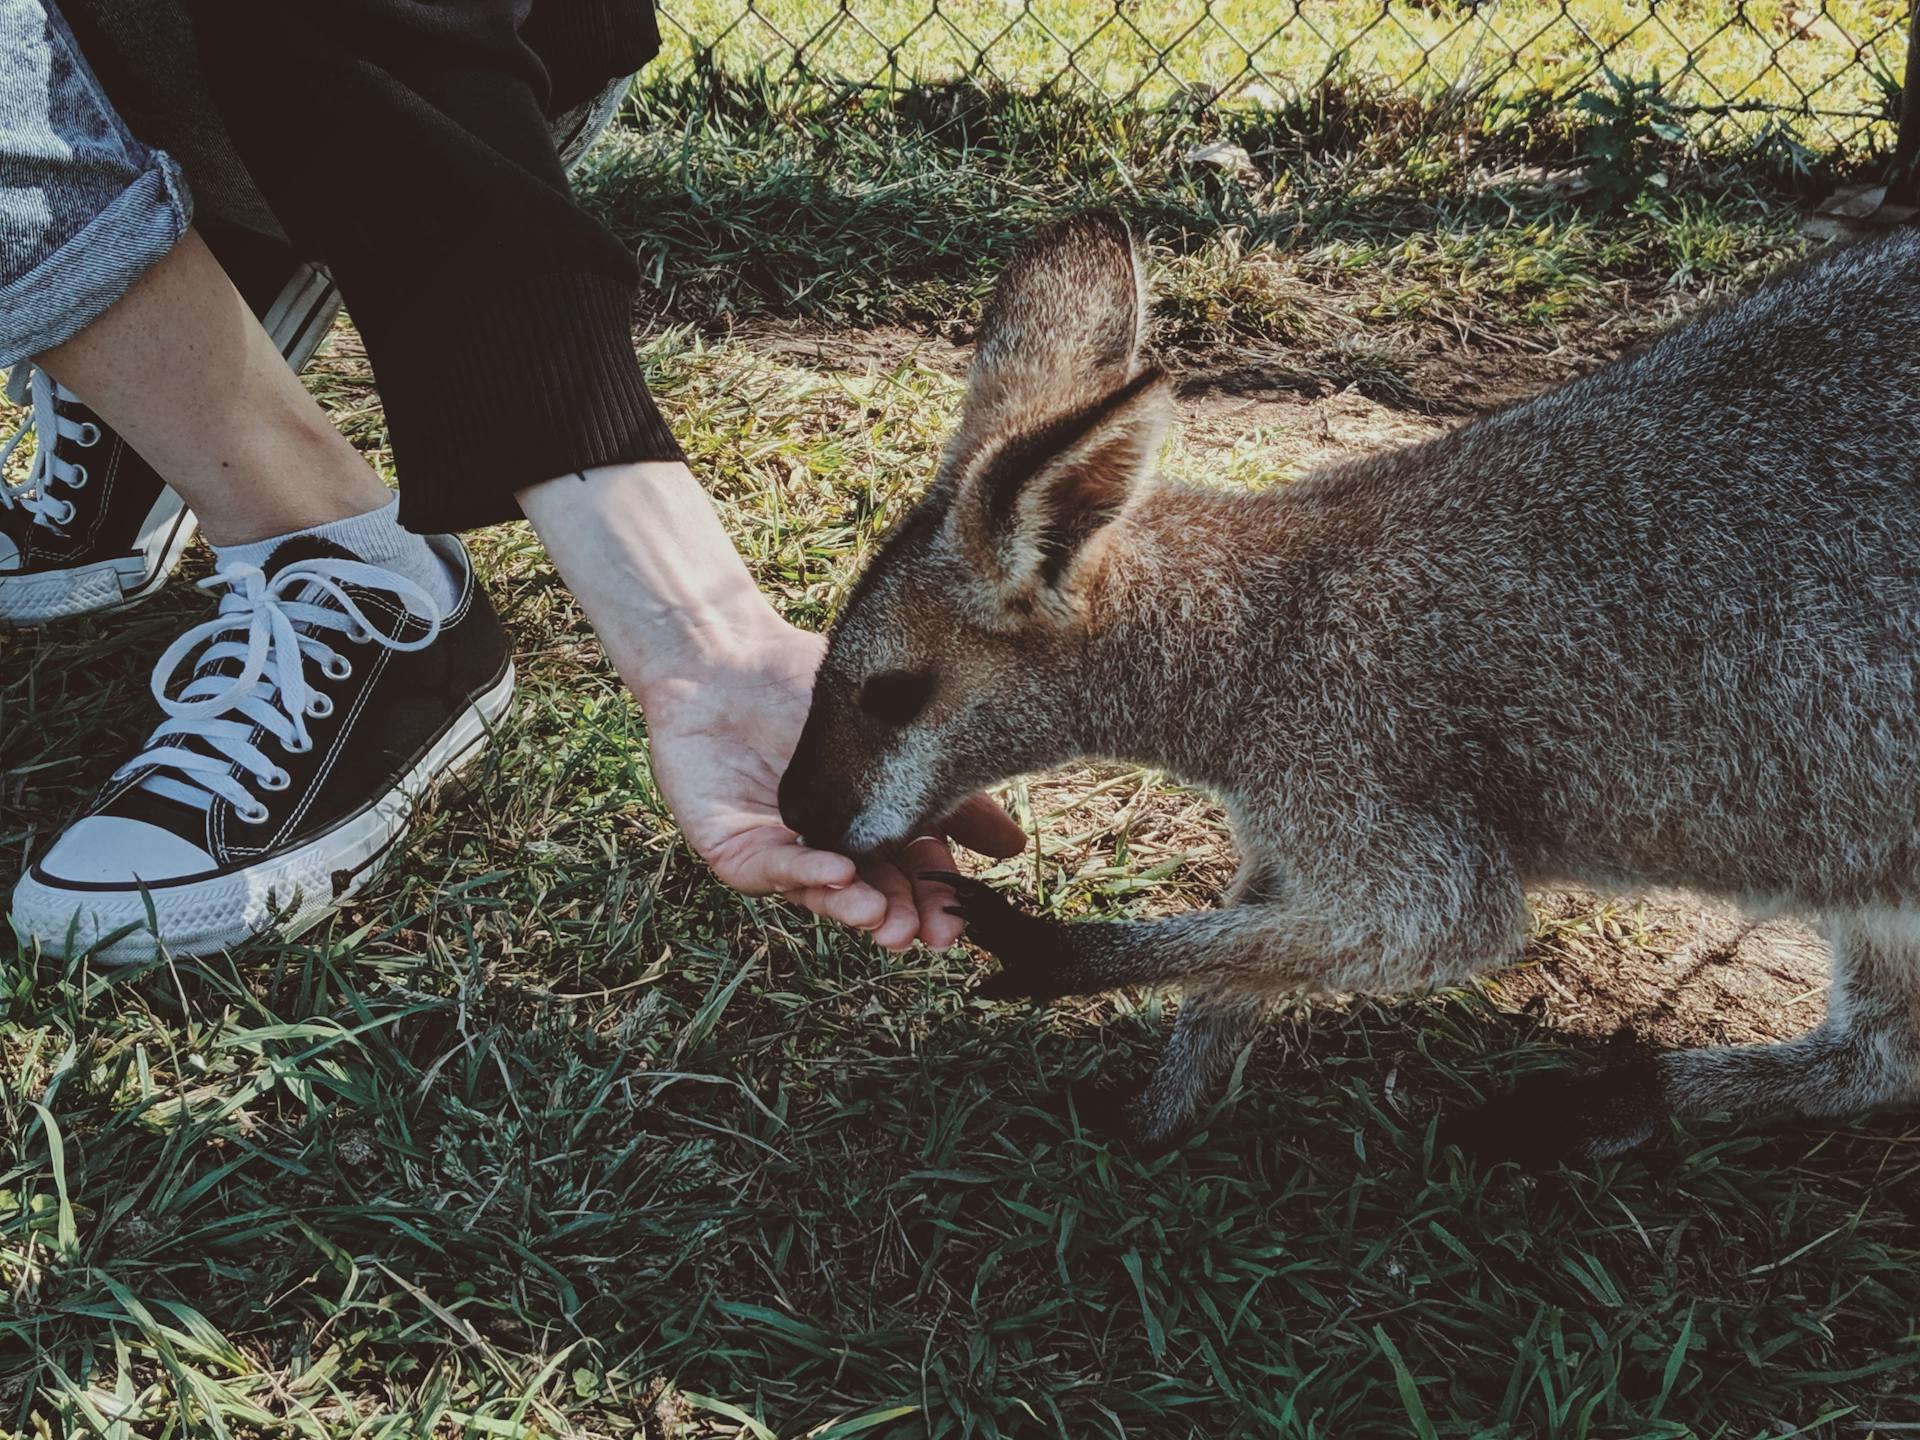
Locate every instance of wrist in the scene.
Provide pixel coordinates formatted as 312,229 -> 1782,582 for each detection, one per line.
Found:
517,459 -> 795,706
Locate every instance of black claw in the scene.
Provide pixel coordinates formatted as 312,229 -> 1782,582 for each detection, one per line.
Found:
1068,1085 -> 1187,1155
974,971 -> 1022,1001
922,873 -> 1088,1001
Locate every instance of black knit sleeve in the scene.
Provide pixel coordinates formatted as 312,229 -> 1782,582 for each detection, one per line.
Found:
187,0 -> 683,533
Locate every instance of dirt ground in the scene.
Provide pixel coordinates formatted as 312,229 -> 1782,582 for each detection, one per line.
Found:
737,315 -> 1831,1053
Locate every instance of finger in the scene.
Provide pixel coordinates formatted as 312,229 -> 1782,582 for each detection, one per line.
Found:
861,861 -> 922,952
901,835 -> 967,948
940,793 -> 1027,859
723,841 -> 859,897
786,880 -> 890,930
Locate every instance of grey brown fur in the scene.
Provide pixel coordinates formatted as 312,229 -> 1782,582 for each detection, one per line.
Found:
779,211 -> 1920,1160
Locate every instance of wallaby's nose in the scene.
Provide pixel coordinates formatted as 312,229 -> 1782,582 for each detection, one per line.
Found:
777,757 -> 856,852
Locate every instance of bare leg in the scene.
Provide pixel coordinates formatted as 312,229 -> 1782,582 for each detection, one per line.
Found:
34,228 -> 389,546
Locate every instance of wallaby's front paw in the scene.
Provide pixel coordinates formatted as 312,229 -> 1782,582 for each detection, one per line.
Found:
920,871 -> 1085,1001
1442,1061 -> 1665,1168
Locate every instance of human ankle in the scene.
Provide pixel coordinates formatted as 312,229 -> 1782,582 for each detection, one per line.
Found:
194,466 -> 394,548
212,495 -> 462,615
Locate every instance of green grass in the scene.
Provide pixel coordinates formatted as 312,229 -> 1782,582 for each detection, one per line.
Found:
651,0 -> 1912,153
6,63 -> 1920,1440
578,66 -> 1808,382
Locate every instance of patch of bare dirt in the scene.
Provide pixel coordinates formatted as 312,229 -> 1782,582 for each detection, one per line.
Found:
729,319 -> 969,382
1179,378 -> 1452,473
1495,893 -> 1828,1050
733,316 -> 1604,481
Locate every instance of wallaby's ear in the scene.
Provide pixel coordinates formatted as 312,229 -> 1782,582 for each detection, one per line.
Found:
951,209 -> 1148,461
943,364 -> 1172,622
938,210 -> 1165,621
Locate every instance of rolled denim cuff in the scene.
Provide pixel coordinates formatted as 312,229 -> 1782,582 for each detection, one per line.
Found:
0,146 -> 190,367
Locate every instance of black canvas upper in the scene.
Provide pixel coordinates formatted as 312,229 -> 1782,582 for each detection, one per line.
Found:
0,392 -> 165,572
44,535 -> 512,884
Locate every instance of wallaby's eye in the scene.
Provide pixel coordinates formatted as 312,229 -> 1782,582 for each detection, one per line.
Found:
859,670 -> 934,726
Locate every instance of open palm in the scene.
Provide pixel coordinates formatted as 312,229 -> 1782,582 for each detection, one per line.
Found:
642,624 -> 1024,949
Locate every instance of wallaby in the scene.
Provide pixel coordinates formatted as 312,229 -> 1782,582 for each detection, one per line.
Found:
777,210 -> 1920,1162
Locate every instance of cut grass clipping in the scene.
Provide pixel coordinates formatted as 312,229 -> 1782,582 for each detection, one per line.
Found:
6,54 -> 1920,1440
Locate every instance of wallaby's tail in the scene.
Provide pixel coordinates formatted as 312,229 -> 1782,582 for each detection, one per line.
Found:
1451,914 -> 1920,1161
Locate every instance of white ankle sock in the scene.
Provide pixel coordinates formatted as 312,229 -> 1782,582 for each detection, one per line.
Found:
213,496 -> 461,615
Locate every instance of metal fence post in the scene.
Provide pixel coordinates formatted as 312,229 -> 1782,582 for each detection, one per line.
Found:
1893,1 -> 1920,203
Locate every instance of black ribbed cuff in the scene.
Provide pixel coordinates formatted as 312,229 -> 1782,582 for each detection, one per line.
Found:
376,268 -> 684,533
520,1 -> 662,113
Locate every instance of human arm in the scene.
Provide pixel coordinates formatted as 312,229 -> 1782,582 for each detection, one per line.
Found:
518,461 -> 1026,948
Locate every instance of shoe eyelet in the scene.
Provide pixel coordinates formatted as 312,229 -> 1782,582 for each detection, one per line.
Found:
322,655 -> 352,681
260,767 -> 291,791
64,464 -> 86,489
75,422 -> 101,447
306,693 -> 334,719
283,734 -> 314,754
238,801 -> 271,825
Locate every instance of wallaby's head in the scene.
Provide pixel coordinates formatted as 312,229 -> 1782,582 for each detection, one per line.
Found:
779,211 -> 1173,856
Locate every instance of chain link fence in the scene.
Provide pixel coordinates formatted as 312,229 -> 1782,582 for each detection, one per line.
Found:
652,1 -> 1918,162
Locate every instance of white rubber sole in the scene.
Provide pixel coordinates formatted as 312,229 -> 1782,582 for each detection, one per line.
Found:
259,262 -> 341,374
0,265 -> 338,628
12,662 -> 515,964
0,489 -> 197,626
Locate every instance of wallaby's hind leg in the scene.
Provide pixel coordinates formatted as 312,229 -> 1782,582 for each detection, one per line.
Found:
1102,989 -> 1266,1149
1448,913 -> 1920,1166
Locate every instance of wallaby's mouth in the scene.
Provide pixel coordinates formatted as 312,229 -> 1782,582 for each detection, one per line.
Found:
777,768 -> 869,858
839,802 -> 944,866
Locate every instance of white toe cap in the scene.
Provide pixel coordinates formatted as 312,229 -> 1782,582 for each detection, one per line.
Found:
37,817 -> 215,884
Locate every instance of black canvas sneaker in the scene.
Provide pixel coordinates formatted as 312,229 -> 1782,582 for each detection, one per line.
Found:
0,252 -> 341,627
11,533 -> 514,961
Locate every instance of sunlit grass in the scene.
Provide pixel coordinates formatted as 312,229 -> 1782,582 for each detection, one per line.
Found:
655,0 -> 1912,153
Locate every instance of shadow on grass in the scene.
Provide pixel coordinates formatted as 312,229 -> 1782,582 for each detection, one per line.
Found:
579,67 -> 1816,388
7,910 -> 1919,1435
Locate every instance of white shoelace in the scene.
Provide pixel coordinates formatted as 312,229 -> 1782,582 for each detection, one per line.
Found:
118,557 -> 445,821
0,362 -> 101,529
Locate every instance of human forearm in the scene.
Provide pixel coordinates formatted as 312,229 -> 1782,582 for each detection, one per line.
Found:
515,460 -> 789,703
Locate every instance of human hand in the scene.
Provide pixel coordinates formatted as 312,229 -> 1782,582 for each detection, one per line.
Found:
518,461 -> 1024,948
642,623 -> 1025,949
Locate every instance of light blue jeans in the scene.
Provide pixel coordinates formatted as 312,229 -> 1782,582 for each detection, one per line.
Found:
0,0 -> 190,367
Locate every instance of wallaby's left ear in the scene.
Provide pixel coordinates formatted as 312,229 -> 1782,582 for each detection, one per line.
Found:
944,364 -> 1172,620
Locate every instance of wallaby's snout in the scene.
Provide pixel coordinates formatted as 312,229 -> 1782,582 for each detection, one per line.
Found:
777,594 -> 960,858
777,705 -> 856,853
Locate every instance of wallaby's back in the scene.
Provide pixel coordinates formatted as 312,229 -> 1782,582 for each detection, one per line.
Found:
1258,231 -> 1920,906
